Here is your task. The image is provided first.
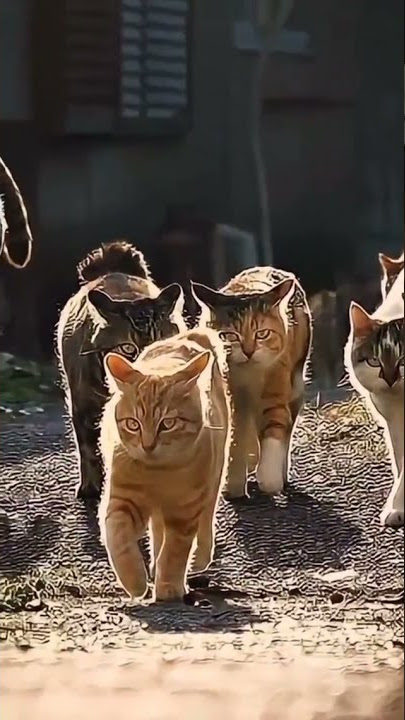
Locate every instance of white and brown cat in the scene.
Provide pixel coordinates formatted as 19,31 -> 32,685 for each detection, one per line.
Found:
345,267 -> 404,528
192,267 -> 312,498
379,250 -> 404,299
98,328 -> 231,602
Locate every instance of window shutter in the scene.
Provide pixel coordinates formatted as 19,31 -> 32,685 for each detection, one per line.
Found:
33,0 -> 119,135
33,0 -> 192,137
119,0 -> 192,135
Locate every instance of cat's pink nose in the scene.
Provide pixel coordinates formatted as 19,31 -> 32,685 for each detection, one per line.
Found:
142,436 -> 157,453
242,347 -> 254,359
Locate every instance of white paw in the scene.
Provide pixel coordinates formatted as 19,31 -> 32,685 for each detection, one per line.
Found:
256,438 -> 287,495
381,508 -> 404,529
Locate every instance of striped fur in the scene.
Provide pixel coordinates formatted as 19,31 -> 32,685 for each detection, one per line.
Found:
192,266 -> 312,498
56,241 -> 186,501
99,328 -> 231,601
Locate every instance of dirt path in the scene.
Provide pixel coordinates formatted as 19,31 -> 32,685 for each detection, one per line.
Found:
1,394 -> 403,718
1,649 -> 403,720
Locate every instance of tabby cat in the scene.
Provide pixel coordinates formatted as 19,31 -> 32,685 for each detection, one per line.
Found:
345,268 -> 404,528
379,251 -> 404,299
192,267 -> 312,498
0,156 -> 33,268
99,328 -> 231,601
57,240 -> 185,500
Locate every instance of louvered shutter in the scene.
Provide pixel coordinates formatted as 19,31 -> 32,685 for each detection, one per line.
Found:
120,0 -> 192,134
33,0 -> 192,136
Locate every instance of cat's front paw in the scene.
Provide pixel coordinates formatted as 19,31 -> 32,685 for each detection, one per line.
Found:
381,508 -> 404,529
225,466 -> 248,499
256,437 -> 287,495
76,463 -> 103,501
256,463 -> 284,494
191,545 -> 212,574
155,581 -> 186,602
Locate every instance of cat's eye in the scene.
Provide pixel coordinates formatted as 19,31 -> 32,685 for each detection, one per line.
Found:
159,418 -> 177,432
117,343 -> 138,358
123,418 -> 140,433
398,357 -> 404,367
366,357 -> 380,368
219,331 -> 239,343
255,329 -> 271,340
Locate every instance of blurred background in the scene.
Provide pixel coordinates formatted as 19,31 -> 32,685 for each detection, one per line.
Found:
0,0 -> 403,371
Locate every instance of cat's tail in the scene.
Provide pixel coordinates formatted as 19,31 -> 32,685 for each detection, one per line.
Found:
0,156 -> 33,269
77,240 -> 152,284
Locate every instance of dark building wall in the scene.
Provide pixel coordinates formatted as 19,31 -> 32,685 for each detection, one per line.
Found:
228,0 -> 403,290
37,0 -> 233,258
1,0 -> 403,357
353,0 -> 404,269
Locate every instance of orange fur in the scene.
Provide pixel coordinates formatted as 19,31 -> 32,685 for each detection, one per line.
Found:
192,267 -> 312,497
99,329 -> 231,602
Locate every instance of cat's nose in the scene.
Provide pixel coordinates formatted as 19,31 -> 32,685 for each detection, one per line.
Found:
384,372 -> 399,388
242,348 -> 254,359
142,435 -> 157,453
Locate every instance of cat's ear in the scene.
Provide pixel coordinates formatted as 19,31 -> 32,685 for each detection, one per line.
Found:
379,252 -> 404,276
171,350 -> 211,392
105,352 -> 141,386
156,283 -> 183,314
88,289 -> 122,318
191,281 -> 228,309
349,302 -> 375,337
268,278 -> 294,305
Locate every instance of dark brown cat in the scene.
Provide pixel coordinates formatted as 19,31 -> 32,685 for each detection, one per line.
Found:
56,240 -> 186,500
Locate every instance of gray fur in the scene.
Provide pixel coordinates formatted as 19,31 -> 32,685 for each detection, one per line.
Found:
56,243 -> 185,500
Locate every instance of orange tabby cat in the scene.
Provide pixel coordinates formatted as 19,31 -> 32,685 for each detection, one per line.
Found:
98,329 -> 231,601
192,267 -> 312,498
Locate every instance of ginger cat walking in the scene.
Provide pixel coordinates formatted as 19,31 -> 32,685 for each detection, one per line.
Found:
192,267 -> 312,498
99,329 -> 231,601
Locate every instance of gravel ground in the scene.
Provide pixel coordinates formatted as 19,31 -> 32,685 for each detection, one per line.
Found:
0,391 -> 403,717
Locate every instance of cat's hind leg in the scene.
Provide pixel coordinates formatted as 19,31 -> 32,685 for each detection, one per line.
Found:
381,467 -> 404,529
192,491 -> 218,574
71,402 -> 104,501
290,367 -> 305,426
150,512 -> 164,579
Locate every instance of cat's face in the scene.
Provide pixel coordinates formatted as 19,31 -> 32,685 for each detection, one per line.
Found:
379,252 -> 404,298
81,282 -> 185,361
105,350 -> 210,464
349,302 -> 404,392
191,279 -> 293,368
